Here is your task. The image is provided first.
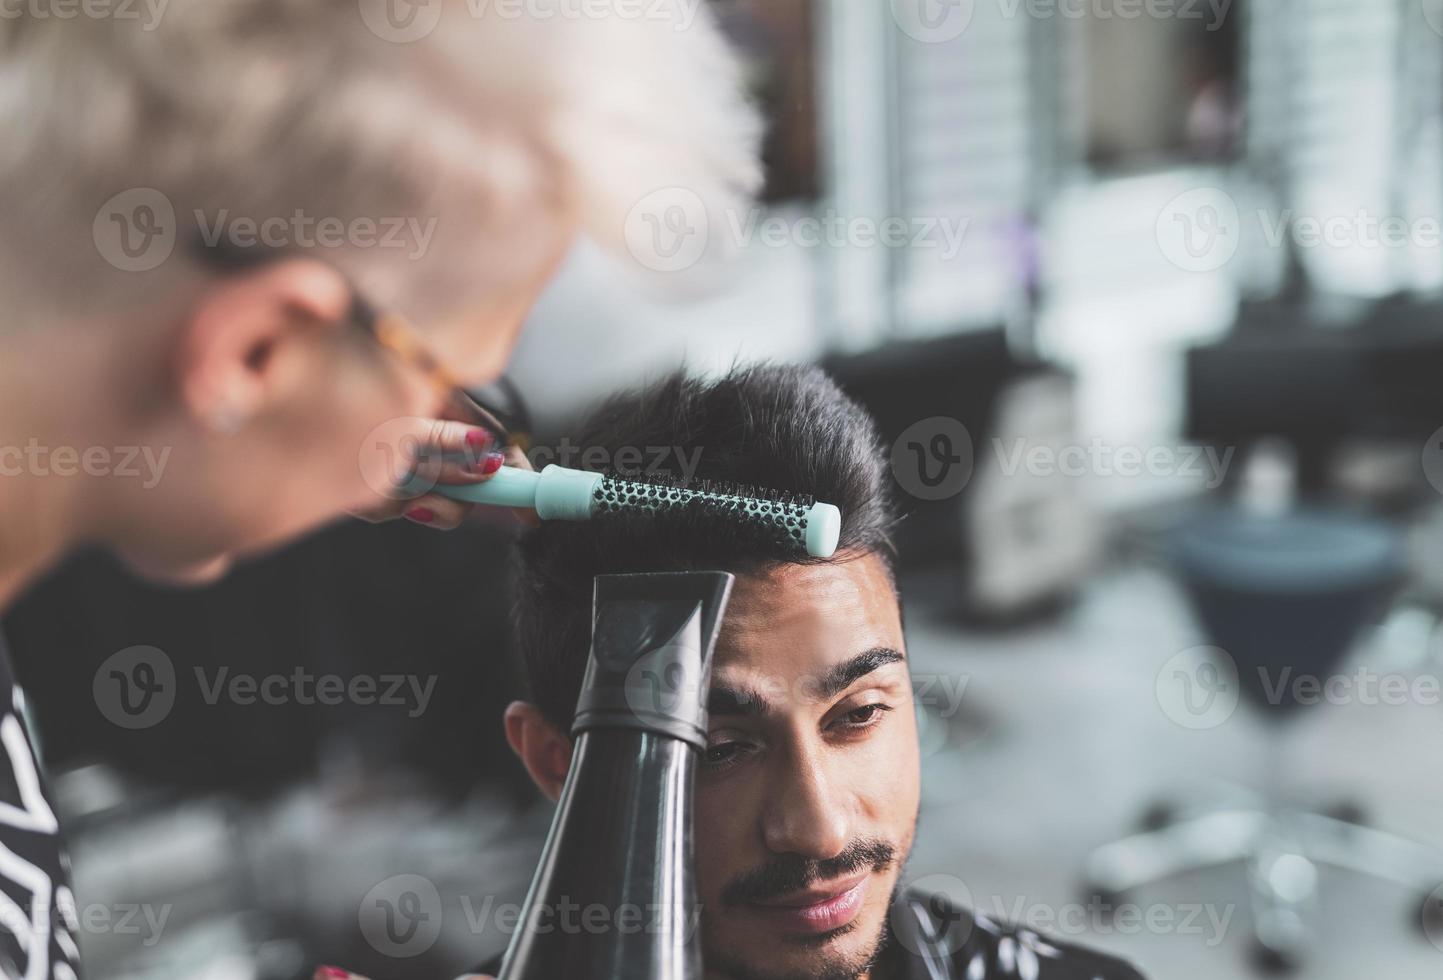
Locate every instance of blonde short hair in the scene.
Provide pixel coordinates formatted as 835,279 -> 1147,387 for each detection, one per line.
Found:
0,0 -> 762,323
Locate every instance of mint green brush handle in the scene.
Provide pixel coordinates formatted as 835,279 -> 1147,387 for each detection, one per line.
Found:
435,464 -> 842,558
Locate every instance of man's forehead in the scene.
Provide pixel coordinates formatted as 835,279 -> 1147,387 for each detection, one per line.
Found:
711,553 -> 904,680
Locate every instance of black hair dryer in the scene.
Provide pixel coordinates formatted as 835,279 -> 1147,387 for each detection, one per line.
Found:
499,571 -> 734,980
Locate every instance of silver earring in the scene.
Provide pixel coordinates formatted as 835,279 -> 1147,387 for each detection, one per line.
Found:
209,403 -> 246,435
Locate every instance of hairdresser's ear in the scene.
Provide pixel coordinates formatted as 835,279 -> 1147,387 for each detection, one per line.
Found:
176,258 -> 351,434
503,701 -> 572,801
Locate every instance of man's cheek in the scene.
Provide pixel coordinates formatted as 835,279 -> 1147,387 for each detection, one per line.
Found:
690,801 -> 736,909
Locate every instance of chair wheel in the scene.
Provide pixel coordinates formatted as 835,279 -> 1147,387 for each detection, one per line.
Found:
1079,885 -> 1125,918
1416,886 -> 1443,946
1249,938 -> 1302,975
1323,799 -> 1369,827
1138,801 -> 1178,833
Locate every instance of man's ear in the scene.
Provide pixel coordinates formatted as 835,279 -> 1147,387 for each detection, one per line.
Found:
503,701 -> 572,801
175,258 -> 352,434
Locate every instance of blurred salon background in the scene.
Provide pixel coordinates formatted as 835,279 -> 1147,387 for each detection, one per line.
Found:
8,0 -> 1443,976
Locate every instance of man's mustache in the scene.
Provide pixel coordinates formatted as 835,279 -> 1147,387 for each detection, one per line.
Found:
721,838 -> 897,906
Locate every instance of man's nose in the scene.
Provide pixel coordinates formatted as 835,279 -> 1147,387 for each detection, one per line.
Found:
760,745 -> 852,860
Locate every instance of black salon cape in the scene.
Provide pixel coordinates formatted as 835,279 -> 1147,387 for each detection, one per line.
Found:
0,631 -> 82,979
476,886 -> 1147,979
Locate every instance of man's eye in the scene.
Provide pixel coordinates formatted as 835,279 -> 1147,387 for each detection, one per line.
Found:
703,740 -> 749,769
837,703 -> 893,730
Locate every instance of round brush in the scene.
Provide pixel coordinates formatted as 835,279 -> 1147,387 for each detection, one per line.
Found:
434,464 -> 842,558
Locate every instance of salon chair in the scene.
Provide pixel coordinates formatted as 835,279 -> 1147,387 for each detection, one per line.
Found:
1084,507 -> 1443,972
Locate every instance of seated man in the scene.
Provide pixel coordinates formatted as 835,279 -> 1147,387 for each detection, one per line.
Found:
495,364 -> 1146,980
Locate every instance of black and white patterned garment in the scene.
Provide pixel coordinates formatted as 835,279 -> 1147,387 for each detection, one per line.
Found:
882,887 -> 1146,979
478,886 -> 1148,979
0,632 -> 81,980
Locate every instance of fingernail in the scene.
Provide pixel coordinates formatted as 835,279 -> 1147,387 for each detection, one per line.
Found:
316,969 -> 351,979
481,451 -> 505,475
465,430 -> 493,452
405,506 -> 436,524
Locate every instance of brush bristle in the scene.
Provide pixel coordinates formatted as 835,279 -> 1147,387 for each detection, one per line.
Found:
591,471 -> 817,554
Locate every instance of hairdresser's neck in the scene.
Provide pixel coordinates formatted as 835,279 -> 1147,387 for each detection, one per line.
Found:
0,328 -> 118,610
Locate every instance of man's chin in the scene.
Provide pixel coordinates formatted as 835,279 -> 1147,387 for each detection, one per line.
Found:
704,912 -> 887,980
121,552 -> 234,587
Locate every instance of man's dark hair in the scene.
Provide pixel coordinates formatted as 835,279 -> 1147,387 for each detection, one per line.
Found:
512,363 -> 898,731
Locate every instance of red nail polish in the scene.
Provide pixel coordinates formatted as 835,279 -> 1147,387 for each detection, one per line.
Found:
405,506 -> 436,524
481,452 -> 505,475
317,968 -> 350,979
465,430 -> 492,452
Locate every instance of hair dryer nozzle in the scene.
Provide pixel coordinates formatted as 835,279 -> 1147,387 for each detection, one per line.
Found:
571,571 -> 734,748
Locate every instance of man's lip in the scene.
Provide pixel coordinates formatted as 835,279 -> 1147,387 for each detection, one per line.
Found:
750,871 -> 871,909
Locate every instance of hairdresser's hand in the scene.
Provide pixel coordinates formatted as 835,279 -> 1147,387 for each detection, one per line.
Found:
351,418 -> 536,531
313,969 -> 492,980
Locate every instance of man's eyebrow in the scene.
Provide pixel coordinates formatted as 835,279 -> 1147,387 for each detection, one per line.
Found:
706,646 -> 906,718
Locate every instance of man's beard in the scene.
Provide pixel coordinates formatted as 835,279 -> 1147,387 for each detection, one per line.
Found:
702,838 -> 902,980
